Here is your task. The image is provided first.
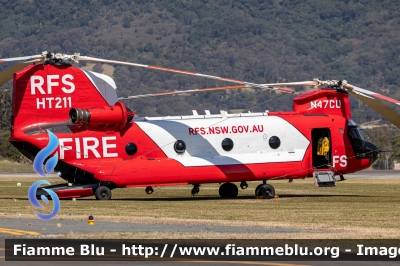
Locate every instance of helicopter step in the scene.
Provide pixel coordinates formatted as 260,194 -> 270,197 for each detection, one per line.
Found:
313,170 -> 336,187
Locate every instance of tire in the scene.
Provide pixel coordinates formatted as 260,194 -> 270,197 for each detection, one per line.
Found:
226,183 -> 238,198
258,184 -> 275,199
219,183 -> 238,198
255,184 -> 263,196
219,183 -> 228,198
95,186 -> 112,200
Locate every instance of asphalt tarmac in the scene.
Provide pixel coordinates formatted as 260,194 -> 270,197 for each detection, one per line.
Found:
0,218 -> 307,237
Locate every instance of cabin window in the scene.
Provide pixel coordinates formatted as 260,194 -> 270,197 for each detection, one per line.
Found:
269,136 -> 281,149
221,138 -> 234,151
125,143 -> 138,156
174,140 -> 186,154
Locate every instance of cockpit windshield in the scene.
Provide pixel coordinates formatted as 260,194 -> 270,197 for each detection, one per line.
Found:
347,125 -> 365,151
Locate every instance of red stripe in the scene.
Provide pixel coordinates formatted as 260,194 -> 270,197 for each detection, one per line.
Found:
148,65 -> 196,75
277,88 -> 295,93
372,93 -> 400,104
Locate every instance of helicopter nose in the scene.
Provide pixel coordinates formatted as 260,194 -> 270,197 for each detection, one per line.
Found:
364,141 -> 380,165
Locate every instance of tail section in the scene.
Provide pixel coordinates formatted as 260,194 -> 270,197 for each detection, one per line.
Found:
12,63 -> 118,133
9,62 -> 133,163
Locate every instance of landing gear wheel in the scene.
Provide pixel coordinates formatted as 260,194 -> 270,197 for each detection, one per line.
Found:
219,183 -> 238,198
191,184 -> 200,196
255,184 -> 263,196
145,186 -> 154,194
256,184 -> 275,199
95,186 -> 112,200
240,181 -> 248,189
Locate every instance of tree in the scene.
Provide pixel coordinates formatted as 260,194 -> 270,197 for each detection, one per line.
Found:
0,87 -> 11,131
391,134 -> 400,161
122,16 -> 131,28
363,128 -> 393,170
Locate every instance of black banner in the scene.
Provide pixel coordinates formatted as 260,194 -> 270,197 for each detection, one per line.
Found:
5,239 -> 400,261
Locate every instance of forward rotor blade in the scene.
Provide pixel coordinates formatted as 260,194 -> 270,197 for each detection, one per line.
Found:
260,81 -> 318,87
0,54 -> 43,63
0,61 -> 40,86
77,56 -> 295,93
348,90 -> 400,129
343,83 -> 400,106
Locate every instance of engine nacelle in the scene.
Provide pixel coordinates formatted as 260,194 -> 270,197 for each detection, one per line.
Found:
69,102 -> 134,130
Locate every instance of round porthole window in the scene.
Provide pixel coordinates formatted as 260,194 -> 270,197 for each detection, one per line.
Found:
222,138 -> 234,151
125,143 -> 138,156
174,140 -> 186,154
269,136 -> 281,149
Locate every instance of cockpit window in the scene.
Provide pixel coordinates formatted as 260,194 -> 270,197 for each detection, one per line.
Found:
347,126 -> 365,151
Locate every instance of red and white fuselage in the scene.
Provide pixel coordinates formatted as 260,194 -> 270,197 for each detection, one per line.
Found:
9,63 -> 376,194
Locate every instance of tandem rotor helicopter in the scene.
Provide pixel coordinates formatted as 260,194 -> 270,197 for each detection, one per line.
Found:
1,51 -> 400,200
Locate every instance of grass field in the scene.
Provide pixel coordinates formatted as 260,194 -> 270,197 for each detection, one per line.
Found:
1,176 -> 400,239
0,161 -> 34,173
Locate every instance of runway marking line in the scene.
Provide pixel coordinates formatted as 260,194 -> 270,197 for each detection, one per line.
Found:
0,228 -> 40,236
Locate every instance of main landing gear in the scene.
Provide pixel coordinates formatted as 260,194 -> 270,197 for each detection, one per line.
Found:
255,181 -> 275,199
219,182 -> 238,198
94,186 -> 112,200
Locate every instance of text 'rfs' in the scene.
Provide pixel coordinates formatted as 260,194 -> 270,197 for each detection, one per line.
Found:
30,75 -> 75,109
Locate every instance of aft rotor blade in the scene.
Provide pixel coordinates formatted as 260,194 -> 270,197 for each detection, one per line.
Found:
119,85 -> 251,99
348,90 -> 400,129
77,56 -> 295,93
119,85 -> 294,100
0,54 -> 43,63
0,61 -> 41,86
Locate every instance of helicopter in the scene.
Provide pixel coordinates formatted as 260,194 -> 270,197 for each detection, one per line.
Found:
1,51 -> 399,200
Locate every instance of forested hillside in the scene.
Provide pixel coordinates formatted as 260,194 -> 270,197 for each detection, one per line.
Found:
1,0 -> 400,167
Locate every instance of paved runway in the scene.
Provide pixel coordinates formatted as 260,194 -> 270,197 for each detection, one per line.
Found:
346,170 -> 400,178
0,218 -> 307,237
